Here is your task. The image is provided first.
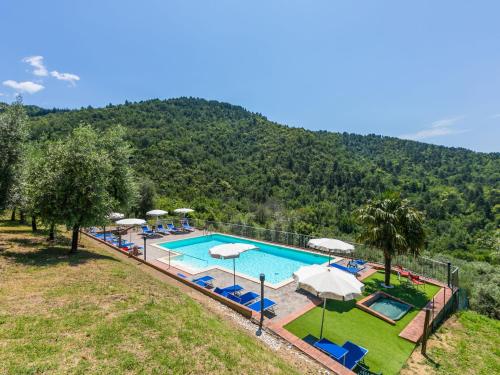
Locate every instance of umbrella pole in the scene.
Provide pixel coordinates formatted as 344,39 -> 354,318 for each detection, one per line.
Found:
320,297 -> 326,339
328,250 -> 331,266
233,258 -> 236,290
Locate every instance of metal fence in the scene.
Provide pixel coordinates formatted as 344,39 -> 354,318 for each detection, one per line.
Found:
162,217 -> 460,290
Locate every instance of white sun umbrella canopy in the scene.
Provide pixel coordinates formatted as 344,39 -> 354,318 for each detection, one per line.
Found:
146,209 -> 168,216
308,238 -> 355,265
115,218 -> 147,243
293,264 -> 364,338
308,238 -> 355,254
174,208 -> 194,223
107,212 -> 125,221
116,218 -> 147,226
146,209 -> 168,226
209,243 -> 257,290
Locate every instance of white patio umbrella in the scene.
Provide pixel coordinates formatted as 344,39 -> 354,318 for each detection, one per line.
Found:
308,238 -> 355,265
209,243 -> 257,290
102,212 -> 125,241
115,218 -> 147,244
146,209 -> 168,226
293,265 -> 364,338
174,208 -> 194,220
107,212 -> 125,221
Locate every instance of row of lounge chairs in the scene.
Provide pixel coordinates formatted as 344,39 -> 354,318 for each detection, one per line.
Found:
91,231 -> 143,253
177,273 -> 277,314
141,221 -> 195,237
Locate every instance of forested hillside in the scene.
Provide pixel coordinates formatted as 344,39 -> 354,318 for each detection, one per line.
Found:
19,98 -> 500,263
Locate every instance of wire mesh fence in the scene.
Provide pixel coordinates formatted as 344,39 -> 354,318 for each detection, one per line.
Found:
163,217 -> 460,290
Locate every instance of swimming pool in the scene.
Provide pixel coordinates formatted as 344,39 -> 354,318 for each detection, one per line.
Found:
156,234 -> 329,286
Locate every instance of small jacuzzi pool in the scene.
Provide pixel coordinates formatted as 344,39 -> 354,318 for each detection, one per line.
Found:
369,297 -> 411,321
356,291 -> 412,324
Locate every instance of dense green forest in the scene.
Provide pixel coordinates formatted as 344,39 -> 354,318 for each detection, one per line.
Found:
7,98 -> 498,263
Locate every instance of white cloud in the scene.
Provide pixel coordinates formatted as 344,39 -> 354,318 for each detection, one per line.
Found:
50,70 -> 80,86
22,55 -> 48,77
400,116 -> 467,141
2,80 -> 45,94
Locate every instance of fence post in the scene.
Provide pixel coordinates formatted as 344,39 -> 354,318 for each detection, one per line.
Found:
447,262 -> 451,287
421,308 -> 431,355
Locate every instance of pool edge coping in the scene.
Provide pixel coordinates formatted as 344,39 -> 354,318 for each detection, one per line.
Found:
151,232 -> 340,290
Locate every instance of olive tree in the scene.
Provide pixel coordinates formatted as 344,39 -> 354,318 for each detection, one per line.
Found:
0,97 -> 28,211
35,124 -> 136,253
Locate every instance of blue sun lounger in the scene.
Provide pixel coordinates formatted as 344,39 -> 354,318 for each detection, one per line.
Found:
192,275 -> 214,288
342,341 -> 369,370
177,273 -> 214,288
330,263 -> 359,275
220,284 -> 244,294
167,223 -> 184,234
225,291 -> 260,306
247,298 -> 277,314
156,224 -> 170,235
182,222 -> 195,232
141,225 -> 154,236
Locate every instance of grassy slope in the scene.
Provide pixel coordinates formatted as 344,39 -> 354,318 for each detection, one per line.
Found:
285,272 -> 440,375
403,310 -> 500,374
425,311 -> 499,374
0,220 -> 298,374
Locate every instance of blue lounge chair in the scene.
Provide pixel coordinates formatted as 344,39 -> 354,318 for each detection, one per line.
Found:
353,259 -> 367,266
214,287 -> 230,297
141,225 -> 154,236
314,338 -> 349,365
156,224 -> 170,235
192,275 -> 214,288
342,341 -> 368,370
167,223 -> 183,234
247,298 -> 277,314
330,263 -> 359,275
225,291 -> 259,306
182,221 -> 195,232
177,273 -> 214,288
220,284 -> 244,295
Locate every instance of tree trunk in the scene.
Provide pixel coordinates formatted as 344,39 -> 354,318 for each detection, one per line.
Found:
31,215 -> 37,232
19,211 -> 26,224
10,208 -> 16,221
384,254 -> 392,287
70,225 -> 80,254
48,224 -> 55,241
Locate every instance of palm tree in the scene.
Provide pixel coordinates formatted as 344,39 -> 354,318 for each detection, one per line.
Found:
356,192 -> 425,287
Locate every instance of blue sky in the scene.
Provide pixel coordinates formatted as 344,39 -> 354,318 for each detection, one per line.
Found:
1,1 -> 499,152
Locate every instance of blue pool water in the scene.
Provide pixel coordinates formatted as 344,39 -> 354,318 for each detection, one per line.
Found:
369,297 -> 411,321
158,234 -> 329,285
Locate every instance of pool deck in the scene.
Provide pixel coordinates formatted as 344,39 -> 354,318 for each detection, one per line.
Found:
135,229 -> 339,319
85,228 -> 455,375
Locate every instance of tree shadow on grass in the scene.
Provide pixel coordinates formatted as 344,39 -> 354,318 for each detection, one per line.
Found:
0,245 -> 119,267
326,299 -> 357,313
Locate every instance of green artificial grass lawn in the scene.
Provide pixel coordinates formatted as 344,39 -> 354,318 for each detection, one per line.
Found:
285,271 -> 441,375
0,220 -> 298,375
